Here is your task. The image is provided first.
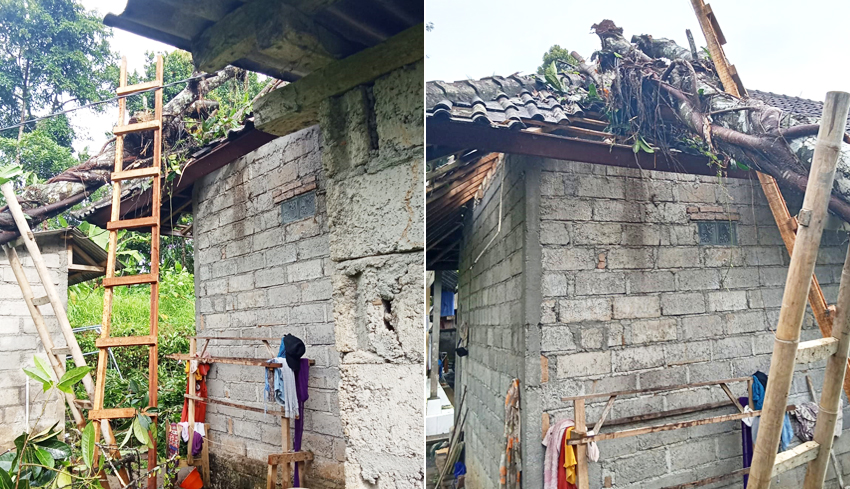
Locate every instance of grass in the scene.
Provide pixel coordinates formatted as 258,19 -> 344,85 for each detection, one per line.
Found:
67,265 -> 195,457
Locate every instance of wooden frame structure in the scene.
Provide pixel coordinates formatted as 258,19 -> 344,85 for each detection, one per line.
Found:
89,55 -> 164,489
167,336 -> 315,489
559,378 -> 794,489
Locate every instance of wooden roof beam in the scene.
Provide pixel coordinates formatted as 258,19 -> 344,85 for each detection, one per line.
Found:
254,23 -> 424,136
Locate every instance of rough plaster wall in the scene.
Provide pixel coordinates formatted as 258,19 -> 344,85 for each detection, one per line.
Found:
193,128 -> 344,489
455,154 -> 528,489
0,238 -> 67,448
319,60 -> 424,488
533,158 -> 850,488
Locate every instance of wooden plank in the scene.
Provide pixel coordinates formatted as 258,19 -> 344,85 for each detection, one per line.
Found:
603,401 -> 733,428
592,395 -> 617,434
772,441 -> 820,477
561,377 -> 750,401
719,383 -> 744,413
103,273 -> 158,287
201,423 -> 211,487
112,119 -> 161,135
703,4 -> 727,45
111,166 -> 160,181
690,0 -> 740,97
189,336 -> 285,342
268,452 -> 314,465
116,80 -> 162,97
184,394 -> 286,417
567,409 -> 768,445
167,354 -> 316,367
280,417 -> 291,488
796,337 -> 839,364
67,264 -> 105,273
661,468 -> 749,489
95,335 -> 157,348
31,296 -> 51,306
106,216 -> 158,231
255,24 -> 424,136
88,408 -> 137,419
574,399 -> 589,489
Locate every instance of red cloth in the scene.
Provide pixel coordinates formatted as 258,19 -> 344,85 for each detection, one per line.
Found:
558,430 -> 576,489
180,378 -> 207,423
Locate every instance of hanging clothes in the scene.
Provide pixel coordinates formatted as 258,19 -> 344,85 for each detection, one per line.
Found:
293,357 -> 310,487
181,362 -> 208,423
793,399 -> 844,440
562,427 -> 577,486
499,379 -> 521,489
543,419 -> 574,489
264,337 -> 300,418
739,396 -> 754,489
751,372 -> 795,452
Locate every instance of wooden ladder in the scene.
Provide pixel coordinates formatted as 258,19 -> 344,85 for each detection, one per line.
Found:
689,2 -> 850,487
89,55 -> 164,489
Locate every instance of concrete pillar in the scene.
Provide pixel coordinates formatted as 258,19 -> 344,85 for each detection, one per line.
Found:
319,61 -> 424,487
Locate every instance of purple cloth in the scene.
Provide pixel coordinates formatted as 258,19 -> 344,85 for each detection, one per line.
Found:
294,358 -> 310,486
739,397 -> 753,489
191,430 -> 203,457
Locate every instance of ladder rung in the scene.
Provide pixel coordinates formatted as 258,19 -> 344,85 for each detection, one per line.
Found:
31,296 -> 50,306
116,80 -> 162,97
51,346 -> 71,356
113,119 -> 161,135
88,408 -> 137,420
73,399 -> 93,410
96,335 -> 156,348
111,166 -> 160,182
771,440 -> 820,477
796,337 -> 839,364
107,216 -> 158,231
103,273 -> 158,287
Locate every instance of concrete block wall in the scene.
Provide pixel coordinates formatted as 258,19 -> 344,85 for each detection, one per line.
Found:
533,157 -> 850,488
0,238 -> 67,448
193,126 -> 344,489
456,154 -> 528,489
320,60 -> 425,487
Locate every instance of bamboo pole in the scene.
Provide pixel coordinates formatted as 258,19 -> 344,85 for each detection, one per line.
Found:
187,337 -> 197,465
748,91 -> 850,489
3,245 -> 85,427
804,243 -> 850,488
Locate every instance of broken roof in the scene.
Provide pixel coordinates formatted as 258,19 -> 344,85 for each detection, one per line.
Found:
425,75 -> 846,270
76,118 -> 276,231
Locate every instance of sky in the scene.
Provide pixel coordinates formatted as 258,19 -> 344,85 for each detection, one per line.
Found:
69,0 -> 174,154
425,0 -> 850,101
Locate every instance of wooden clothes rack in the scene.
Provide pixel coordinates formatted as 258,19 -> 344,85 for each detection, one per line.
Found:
169,336 -> 315,489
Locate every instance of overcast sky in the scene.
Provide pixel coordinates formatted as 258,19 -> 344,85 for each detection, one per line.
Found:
425,0 -> 850,101
70,0 -> 173,154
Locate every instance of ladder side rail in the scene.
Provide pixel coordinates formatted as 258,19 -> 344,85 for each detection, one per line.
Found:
4,244 -> 85,427
748,91 -> 850,488
804,240 -> 850,487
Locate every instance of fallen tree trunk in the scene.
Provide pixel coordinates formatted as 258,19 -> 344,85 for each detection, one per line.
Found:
547,20 -> 850,222
0,65 -> 243,245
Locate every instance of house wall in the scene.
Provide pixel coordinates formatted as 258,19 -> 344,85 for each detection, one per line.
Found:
455,154 -> 530,488
458,155 -> 850,488
319,60 -> 425,487
193,127 -> 344,489
0,238 -> 67,448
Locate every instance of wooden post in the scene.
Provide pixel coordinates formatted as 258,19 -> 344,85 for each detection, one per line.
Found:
748,91 -> 850,489
281,416 -> 291,488
804,243 -> 850,488
3,245 -> 85,427
430,270 -> 442,398
187,337 -> 197,465
202,423 -> 211,486
574,399 -> 590,489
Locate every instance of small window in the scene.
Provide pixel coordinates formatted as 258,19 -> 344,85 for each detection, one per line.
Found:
697,221 -> 737,246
